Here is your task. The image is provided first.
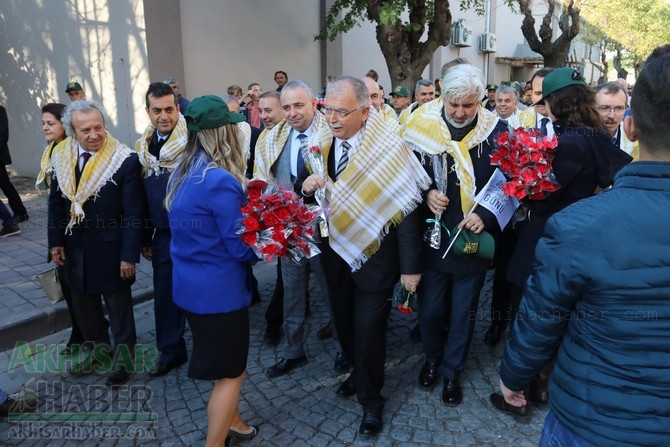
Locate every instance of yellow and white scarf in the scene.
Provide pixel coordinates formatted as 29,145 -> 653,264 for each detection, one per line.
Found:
35,140 -> 65,190
253,111 -> 332,182
328,108 -> 431,270
404,100 -> 499,215
135,115 -> 188,177
51,132 -> 133,234
518,106 -> 538,129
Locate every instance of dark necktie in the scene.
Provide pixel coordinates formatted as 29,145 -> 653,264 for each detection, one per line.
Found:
296,133 -> 307,178
540,118 -> 549,136
76,152 -> 92,186
336,141 -> 350,180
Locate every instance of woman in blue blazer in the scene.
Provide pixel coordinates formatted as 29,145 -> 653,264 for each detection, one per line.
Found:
166,95 -> 260,446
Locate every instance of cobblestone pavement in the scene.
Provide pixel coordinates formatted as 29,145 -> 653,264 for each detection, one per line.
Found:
0,176 -> 547,446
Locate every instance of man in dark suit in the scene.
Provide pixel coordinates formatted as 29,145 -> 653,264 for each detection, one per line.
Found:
302,75 -> 430,436
48,100 -> 144,386
136,82 -> 188,377
0,105 -> 28,222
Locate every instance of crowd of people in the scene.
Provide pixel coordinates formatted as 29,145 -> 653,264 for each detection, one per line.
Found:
1,45 -> 669,447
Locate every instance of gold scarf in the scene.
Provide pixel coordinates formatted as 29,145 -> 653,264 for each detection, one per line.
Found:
404,100 -> 499,214
35,141 -> 64,190
327,108 -> 431,270
51,132 -> 133,234
135,115 -> 188,177
253,112 -> 332,181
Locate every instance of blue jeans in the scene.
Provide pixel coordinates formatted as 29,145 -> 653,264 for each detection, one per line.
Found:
540,410 -> 597,447
0,388 -> 7,404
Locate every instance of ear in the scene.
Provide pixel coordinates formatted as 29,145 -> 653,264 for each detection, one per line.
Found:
360,105 -> 370,123
623,114 -> 637,142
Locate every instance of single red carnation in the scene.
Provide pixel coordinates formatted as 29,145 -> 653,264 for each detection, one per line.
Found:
241,232 -> 258,245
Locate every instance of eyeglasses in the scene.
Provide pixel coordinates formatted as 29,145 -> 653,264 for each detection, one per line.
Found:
322,105 -> 365,118
596,105 -> 626,114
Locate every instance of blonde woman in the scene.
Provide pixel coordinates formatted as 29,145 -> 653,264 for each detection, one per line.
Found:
165,95 -> 259,446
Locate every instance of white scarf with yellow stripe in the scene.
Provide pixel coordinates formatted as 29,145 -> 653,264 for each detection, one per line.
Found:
35,141 -> 62,190
135,115 -> 188,177
51,132 -> 133,234
328,108 -> 431,270
253,112 -> 332,182
404,100 -> 499,215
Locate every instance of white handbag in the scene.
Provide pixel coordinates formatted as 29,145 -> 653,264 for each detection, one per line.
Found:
35,267 -> 65,304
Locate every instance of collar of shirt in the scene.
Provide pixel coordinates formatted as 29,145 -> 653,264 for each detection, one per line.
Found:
289,124 -> 315,177
156,131 -> 170,142
536,113 -> 555,138
334,130 -> 362,166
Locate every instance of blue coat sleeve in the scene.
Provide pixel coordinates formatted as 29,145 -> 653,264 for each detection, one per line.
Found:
499,214 -> 585,391
209,175 -> 260,263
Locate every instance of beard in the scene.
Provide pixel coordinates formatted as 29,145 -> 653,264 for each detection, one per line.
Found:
445,114 -> 476,129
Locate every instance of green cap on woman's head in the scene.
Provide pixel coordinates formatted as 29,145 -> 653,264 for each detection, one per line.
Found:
184,95 -> 245,131
533,68 -> 586,106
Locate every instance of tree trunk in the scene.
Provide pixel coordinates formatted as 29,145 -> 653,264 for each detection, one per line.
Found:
367,0 -> 452,96
518,0 -> 580,68
613,47 -> 628,80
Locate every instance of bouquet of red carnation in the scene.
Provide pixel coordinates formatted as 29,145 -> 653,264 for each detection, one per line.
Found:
238,179 -> 320,262
490,127 -> 561,200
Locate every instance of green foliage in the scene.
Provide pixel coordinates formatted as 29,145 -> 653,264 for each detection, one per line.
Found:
458,0 -> 515,16
581,0 -> 670,59
315,0 -> 436,42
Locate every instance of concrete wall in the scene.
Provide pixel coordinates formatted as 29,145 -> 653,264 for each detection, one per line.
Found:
0,0 -> 150,177
178,0 -> 324,98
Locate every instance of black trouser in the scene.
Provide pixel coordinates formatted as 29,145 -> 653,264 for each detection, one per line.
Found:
0,164 -> 26,216
490,225 -> 517,328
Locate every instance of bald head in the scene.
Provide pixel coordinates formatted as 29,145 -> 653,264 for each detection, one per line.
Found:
362,77 -> 384,111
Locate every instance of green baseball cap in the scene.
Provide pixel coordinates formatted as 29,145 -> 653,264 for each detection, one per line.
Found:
486,83 -> 498,91
533,67 -> 586,106
390,85 -> 409,97
449,227 -> 495,260
184,95 -> 245,131
65,81 -> 83,93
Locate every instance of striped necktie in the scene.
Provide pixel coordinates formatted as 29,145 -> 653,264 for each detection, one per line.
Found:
335,140 -> 350,180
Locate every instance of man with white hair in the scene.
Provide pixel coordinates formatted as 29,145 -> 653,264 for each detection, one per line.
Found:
404,64 -> 507,406
398,79 -> 436,128
49,100 -> 144,386
494,85 -> 521,128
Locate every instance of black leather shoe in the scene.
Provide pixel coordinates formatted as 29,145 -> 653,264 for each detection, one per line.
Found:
359,409 -> 383,435
441,378 -> 463,406
333,351 -> 351,372
106,366 -> 130,386
484,323 -> 506,346
410,324 -> 422,343
263,326 -> 281,346
490,392 -> 529,417
336,373 -> 356,397
266,356 -> 307,378
70,357 -> 104,376
529,376 -> 549,404
316,321 -> 333,340
148,357 -> 187,378
228,425 -> 258,440
14,214 -> 29,223
418,361 -> 440,389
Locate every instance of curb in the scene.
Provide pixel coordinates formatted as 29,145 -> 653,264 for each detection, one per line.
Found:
0,290 -> 155,352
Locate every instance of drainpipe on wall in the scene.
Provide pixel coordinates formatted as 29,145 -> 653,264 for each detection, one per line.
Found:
483,0 -> 492,82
